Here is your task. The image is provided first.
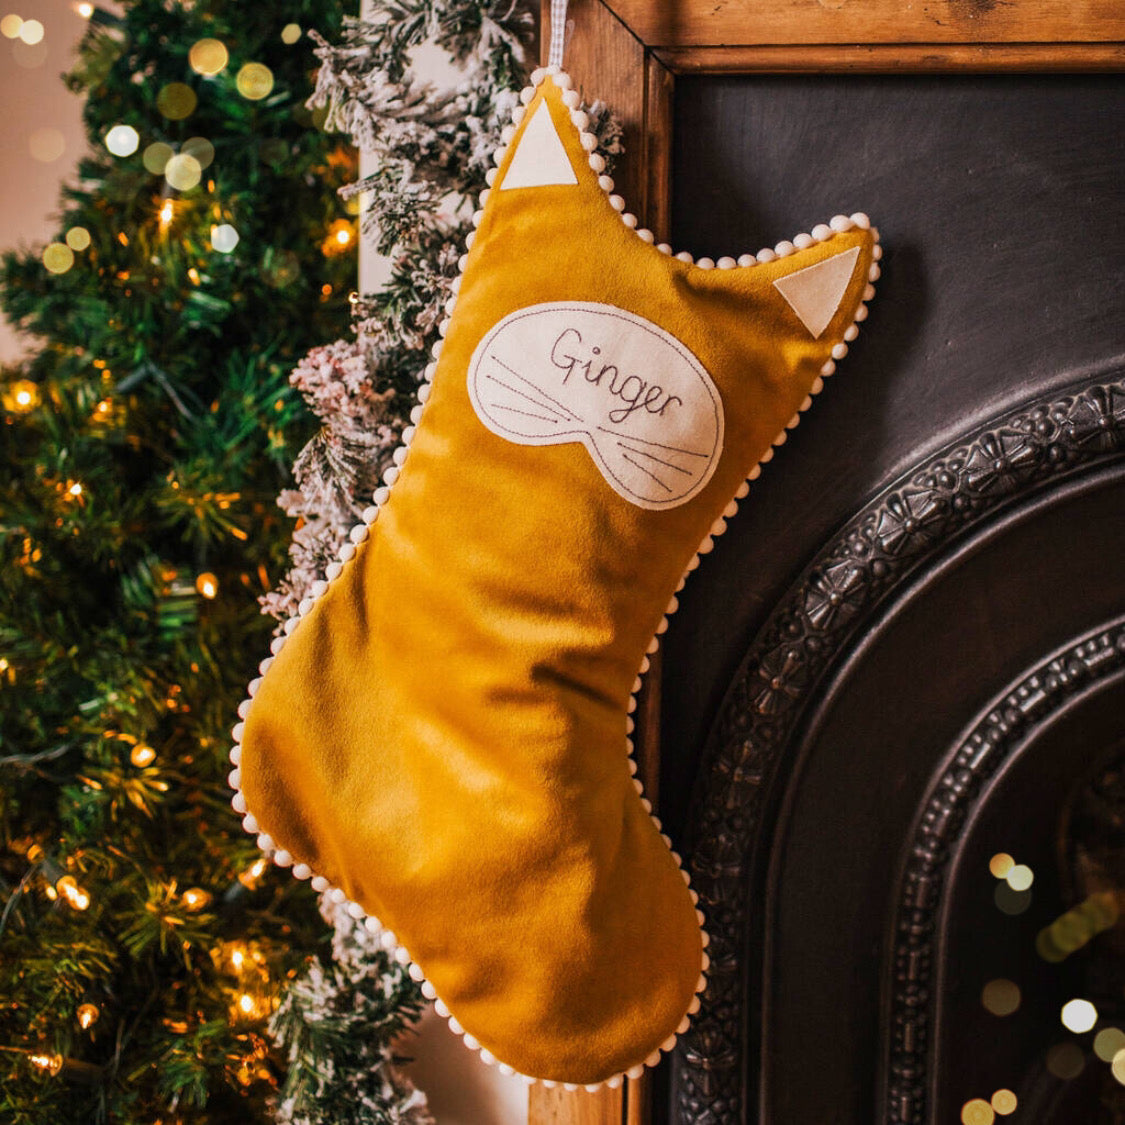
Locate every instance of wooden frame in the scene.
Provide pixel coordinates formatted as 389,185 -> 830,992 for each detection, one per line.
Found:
528,3 -> 1124,1122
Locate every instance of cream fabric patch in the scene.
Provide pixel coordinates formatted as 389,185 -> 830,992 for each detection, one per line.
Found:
468,302 -> 724,510
773,245 -> 861,338
499,100 -> 578,190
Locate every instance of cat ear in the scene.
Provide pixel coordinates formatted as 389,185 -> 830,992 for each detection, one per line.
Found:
499,99 -> 579,190
772,245 -> 862,338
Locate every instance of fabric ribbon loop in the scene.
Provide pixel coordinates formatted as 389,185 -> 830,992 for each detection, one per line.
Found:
549,0 -> 568,68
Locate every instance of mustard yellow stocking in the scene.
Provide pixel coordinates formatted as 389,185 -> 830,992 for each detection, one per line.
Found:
230,67 -> 879,1088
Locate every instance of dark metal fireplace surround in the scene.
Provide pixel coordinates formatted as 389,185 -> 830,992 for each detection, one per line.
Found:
654,76 -> 1125,1124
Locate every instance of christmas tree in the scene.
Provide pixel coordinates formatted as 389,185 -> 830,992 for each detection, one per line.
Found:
0,2 -> 426,1121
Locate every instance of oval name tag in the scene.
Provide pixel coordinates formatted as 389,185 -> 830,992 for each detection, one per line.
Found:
467,302 -> 724,510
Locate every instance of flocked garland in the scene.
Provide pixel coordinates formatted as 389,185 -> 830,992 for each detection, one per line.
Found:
261,3 -> 623,1119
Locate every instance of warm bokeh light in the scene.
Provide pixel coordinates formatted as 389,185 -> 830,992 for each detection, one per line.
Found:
156,82 -> 197,120
238,857 -> 267,888
994,882 -> 1031,915
159,200 -> 174,226
1,14 -> 22,38
281,23 -> 301,44
1061,998 -> 1098,1034
239,993 -> 254,1014
195,572 -> 218,599
130,744 -> 156,768
1005,864 -> 1034,892
1046,1042 -> 1085,1080
66,481 -> 83,499
66,226 -> 91,251
990,1089 -> 1017,1116
181,887 -> 212,912
1036,890 -> 1120,963
211,224 -> 239,253
105,124 -> 140,157
988,853 -> 1014,878
56,875 -> 91,911
29,1052 -> 63,1075
236,62 -> 274,100
29,127 -> 65,163
76,3 -> 94,17
231,947 -> 245,969
6,379 -> 40,413
1095,1027 -> 1125,1062
142,141 -> 173,174
1113,1048 -> 1125,1086
43,243 -> 75,274
981,978 -> 1021,1017
164,153 -> 202,191
188,37 -> 228,76
17,16 -> 42,44
76,1003 -> 100,1029
960,1098 -> 993,1125
182,136 -> 214,170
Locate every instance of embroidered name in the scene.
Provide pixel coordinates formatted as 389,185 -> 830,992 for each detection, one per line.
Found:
467,302 -> 724,510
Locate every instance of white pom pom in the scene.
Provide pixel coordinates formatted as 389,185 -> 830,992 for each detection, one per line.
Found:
237,699 -> 252,719
831,342 -> 849,360
811,223 -> 833,241
717,256 -> 737,269
379,930 -> 398,951
579,133 -> 598,153
608,194 -> 625,212
256,832 -> 274,850
410,404 -> 424,424
292,863 -> 312,880
773,430 -> 788,447
738,253 -> 758,267
274,849 -> 293,867
736,479 -> 752,497
637,228 -> 655,244
258,656 -> 274,674
421,980 -> 438,999
724,500 -> 739,518
383,467 -> 399,487
774,240 -> 795,257
484,168 -> 497,187
408,962 -> 426,982
821,359 -> 837,377
755,248 -> 776,263
232,721 -> 245,742
655,616 -> 670,635
338,542 -> 356,562
228,767 -> 241,788
311,875 -> 329,892
570,110 -> 590,130
588,152 -> 606,173
449,1016 -> 464,1035
325,563 -> 342,581
229,745 -> 242,764
463,1033 -> 480,1051
850,211 -> 871,229
844,324 -> 859,342
364,915 -> 382,933
869,263 -> 882,281
562,89 -> 580,108
311,580 -> 329,597
760,447 -> 774,463
328,887 -> 346,904
621,213 -> 638,229
793,232 -> 815,249
856,304 -> 869,322
269,636 -> 285,655
627,1064 -> 644,1080
657,243 -> 673,255
697,257 -> 715,270
698,536 -> 715,555
347,901 -> 365,918
597,175 -> 614,193
811,376 -> 825,395
417,383 -> 431,404
711,518 -> 727,536
241,813 -> 258,833
675,251 -> 694,263
231,792 -> 247,813
434,999 -> 450,1018
786,412 -> 801,430
830,213 -> 854,232
511,105 -> 525,125
349,525 -> 368,545
362,506 -> 379,525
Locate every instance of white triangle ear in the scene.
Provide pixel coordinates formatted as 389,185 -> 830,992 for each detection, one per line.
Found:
500,101 -> 578,190
772,245 -> 861,338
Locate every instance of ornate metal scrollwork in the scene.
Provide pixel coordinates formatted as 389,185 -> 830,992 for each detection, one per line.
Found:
674,373 -> 1125,1123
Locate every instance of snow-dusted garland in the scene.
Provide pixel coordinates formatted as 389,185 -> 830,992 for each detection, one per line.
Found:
232,62 -> 880,1092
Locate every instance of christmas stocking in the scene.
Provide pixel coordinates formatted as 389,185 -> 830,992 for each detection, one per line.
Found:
230,67 -> 879,1087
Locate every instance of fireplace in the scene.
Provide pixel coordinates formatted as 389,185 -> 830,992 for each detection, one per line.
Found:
655,75 -> 1125,1124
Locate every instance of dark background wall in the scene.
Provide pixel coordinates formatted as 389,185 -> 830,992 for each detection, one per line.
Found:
662,75 -> 1125,843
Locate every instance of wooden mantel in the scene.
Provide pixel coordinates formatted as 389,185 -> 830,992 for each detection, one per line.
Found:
528,3 -> 1123,1122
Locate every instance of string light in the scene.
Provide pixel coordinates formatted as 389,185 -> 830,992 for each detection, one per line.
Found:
159,200 -> 175,226
322,219 -> 356,257
76,1003 -> 100,1029
64,481 -> 83,500
238,857 -> 267,888
188,38 -> 228,76
130,744 -> 156,767
55,875 -> 91,911
181,887 -> 212,912
77,3 -> 94,18
231,947 -> 245,970
4,379 -> 40,413
195,572 -> 219,599
29,1052 -> 63,1076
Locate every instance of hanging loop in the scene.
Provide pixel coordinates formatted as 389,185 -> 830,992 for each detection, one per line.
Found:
548,0 -> 569,69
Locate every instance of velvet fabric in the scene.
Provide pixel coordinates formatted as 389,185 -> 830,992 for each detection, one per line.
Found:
239,75 -> 876,1084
